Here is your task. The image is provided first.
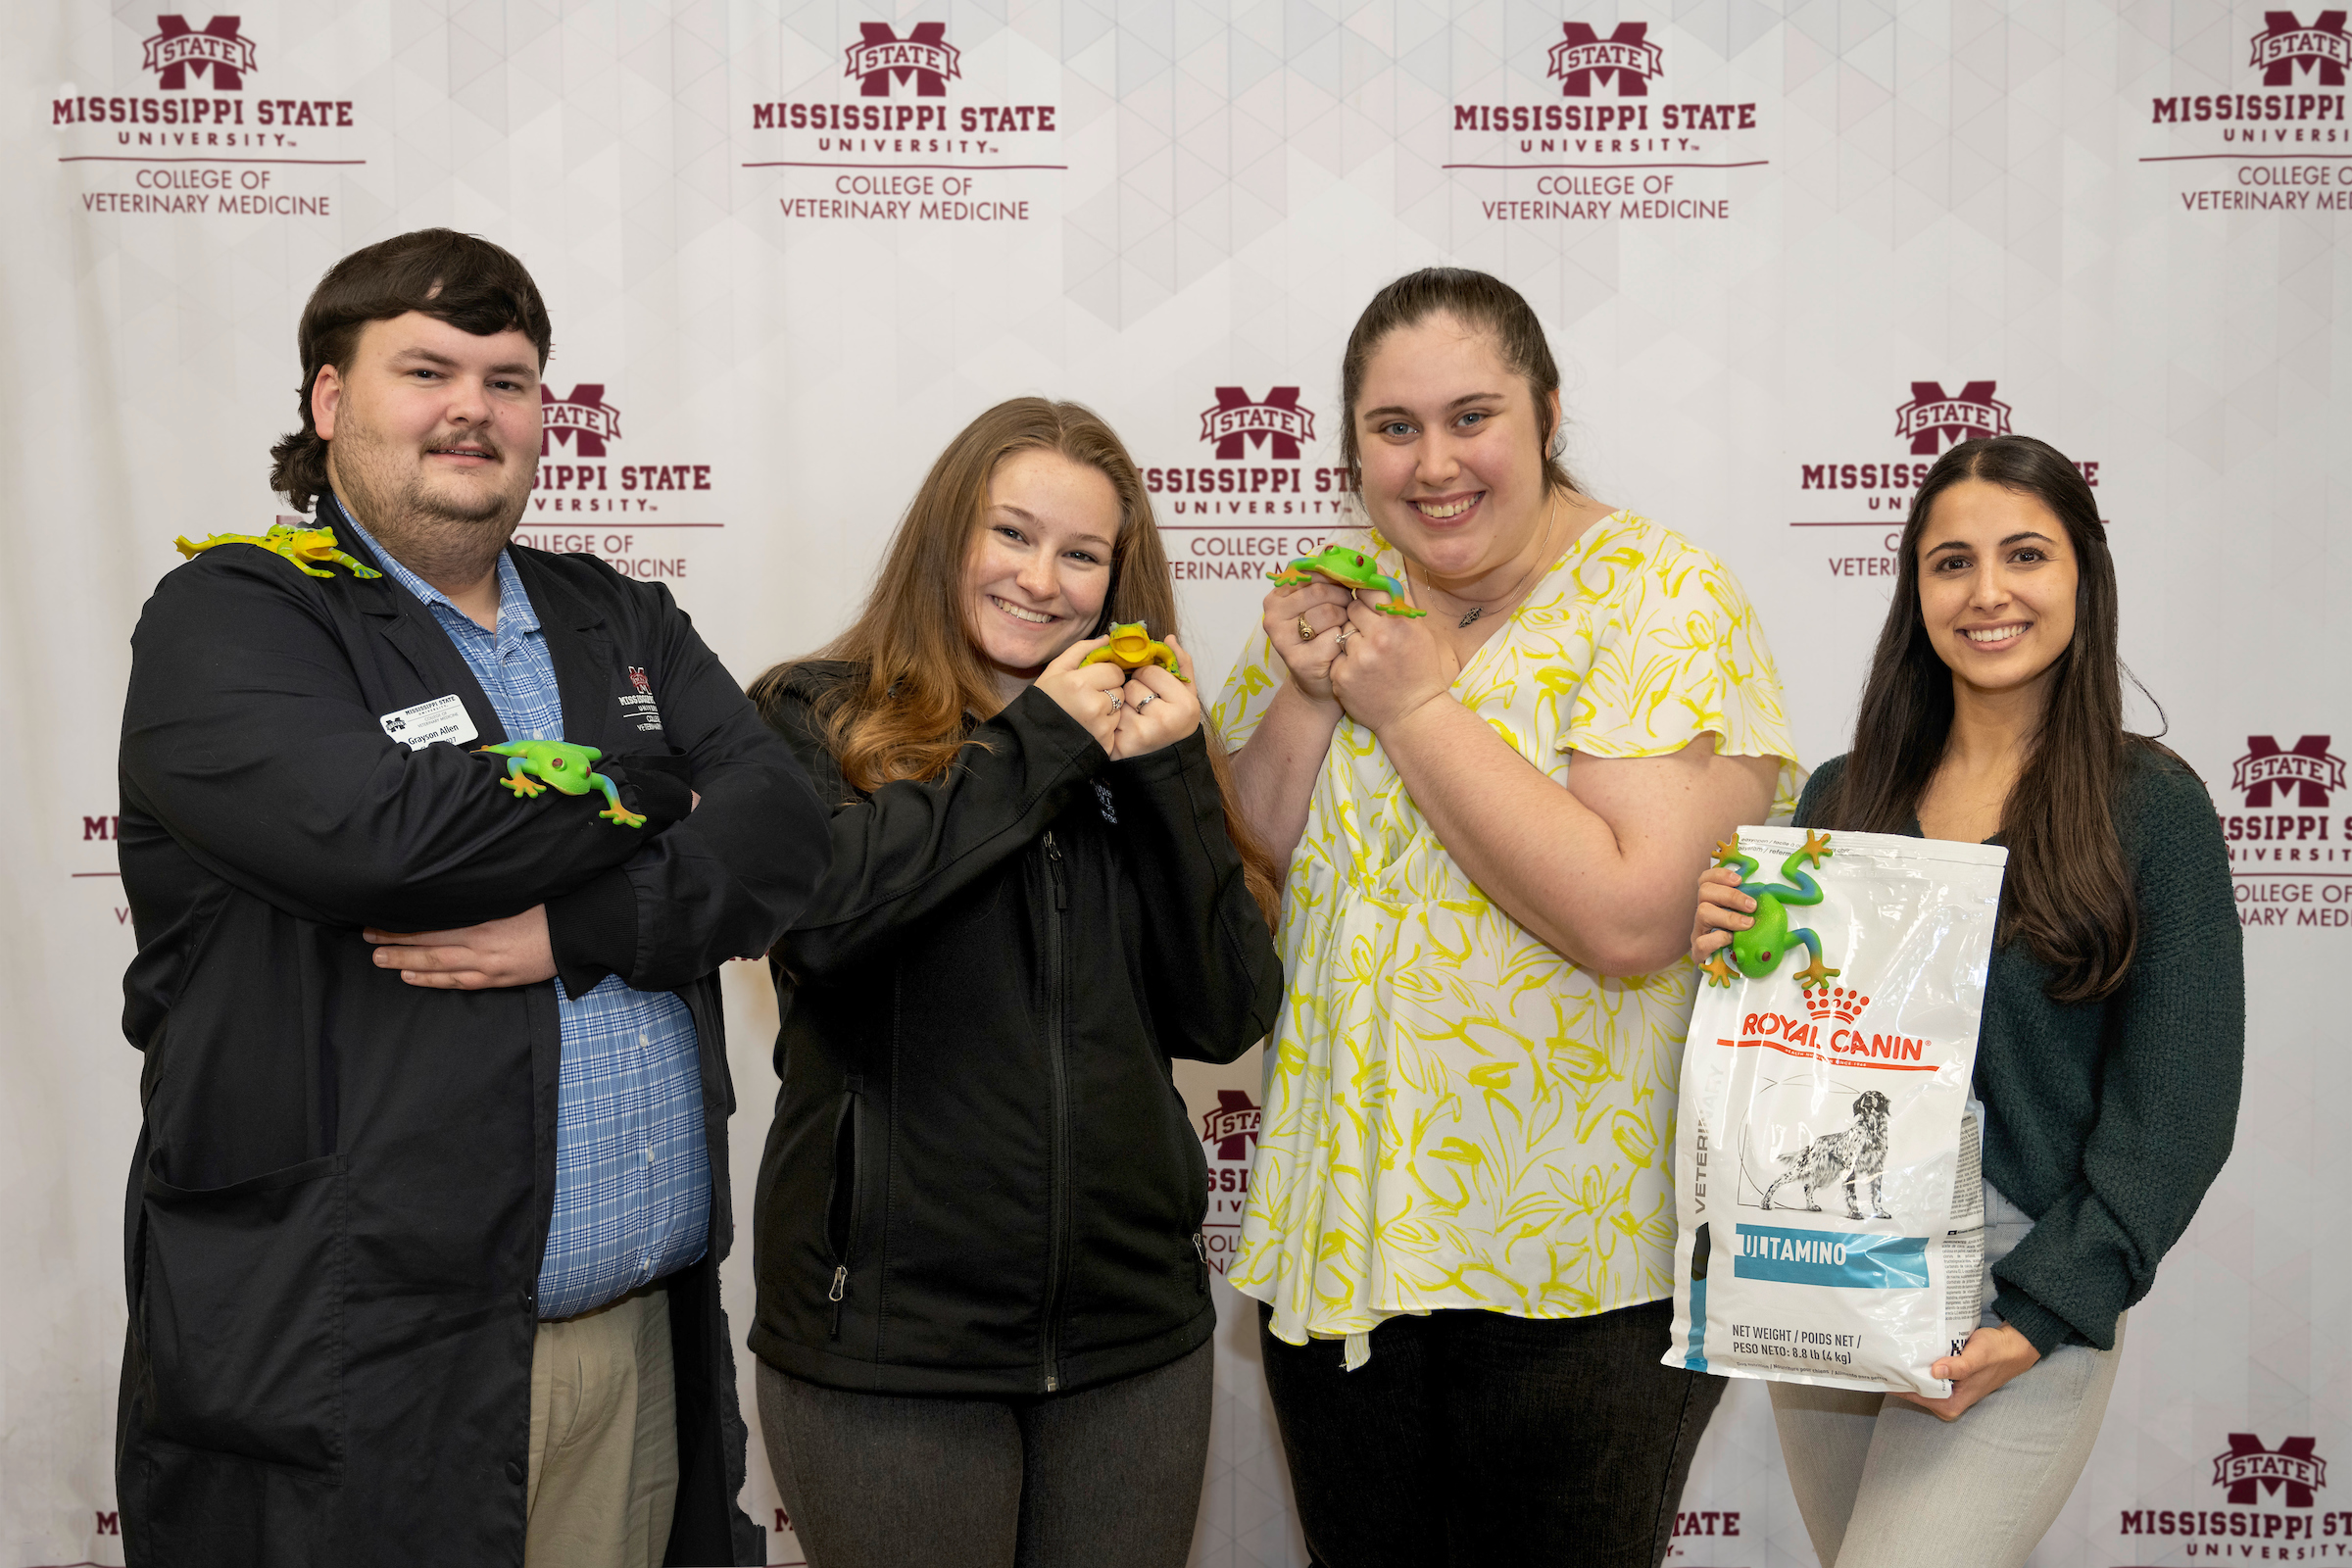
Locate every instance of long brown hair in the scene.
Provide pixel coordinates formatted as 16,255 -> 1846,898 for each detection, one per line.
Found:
751,397 -> 1283,925
1339,268 -> 1582,497
1819,433 -> 2169,1002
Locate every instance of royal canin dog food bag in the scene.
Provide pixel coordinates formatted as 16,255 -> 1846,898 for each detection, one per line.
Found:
1664,825 -> 2010,1397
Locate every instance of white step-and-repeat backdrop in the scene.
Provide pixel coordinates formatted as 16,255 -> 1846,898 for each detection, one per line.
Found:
5,0 -> 2344,1563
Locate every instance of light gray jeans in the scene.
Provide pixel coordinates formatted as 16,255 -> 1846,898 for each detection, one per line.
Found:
1768,1182 -> 2126,1568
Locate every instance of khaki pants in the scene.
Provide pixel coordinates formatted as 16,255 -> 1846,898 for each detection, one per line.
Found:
526,1286 -> 678,1568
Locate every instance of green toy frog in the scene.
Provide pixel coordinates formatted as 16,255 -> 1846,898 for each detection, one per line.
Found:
1701,829 -> 1840,990
1079,621 -> 1187,680
174,523 -> 384,579
1266,546 -> 1430,617
477,740 -> 646,829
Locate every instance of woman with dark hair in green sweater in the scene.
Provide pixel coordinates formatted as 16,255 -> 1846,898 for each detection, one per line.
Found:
1690,433 -> 2242,1568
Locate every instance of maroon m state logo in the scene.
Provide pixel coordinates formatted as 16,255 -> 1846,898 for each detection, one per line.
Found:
1892,380 -> 2012,455
540,384 -> 623,458
2234,736 -> 2345,808
1547,22 -> 1664,97
1200,388 -> 1316,460
2215,1436 -> 2328,1507
2252,11 -> 2351,86
142,16 -> 257,90
1201,1090 -> 1261,1160
845,22 -> 960,97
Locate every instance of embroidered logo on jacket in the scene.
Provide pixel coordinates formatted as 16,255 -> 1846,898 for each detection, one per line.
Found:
620,666 -> 663,734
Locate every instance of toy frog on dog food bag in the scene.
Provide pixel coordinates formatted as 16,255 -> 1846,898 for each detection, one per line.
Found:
1666,826 -> 2008,1398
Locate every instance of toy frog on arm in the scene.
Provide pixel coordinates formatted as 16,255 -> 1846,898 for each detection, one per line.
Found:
1266,546 -> 1429,617
174,523 -> 383,579
477,740 -> 646,829
1701,829 -> 1840,990
1079,621 -> 1188,680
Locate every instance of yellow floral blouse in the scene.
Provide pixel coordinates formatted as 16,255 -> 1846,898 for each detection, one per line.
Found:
1211,512 -> 1801,1351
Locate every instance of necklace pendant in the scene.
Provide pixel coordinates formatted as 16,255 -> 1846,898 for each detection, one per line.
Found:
1459,607 -> 1483,628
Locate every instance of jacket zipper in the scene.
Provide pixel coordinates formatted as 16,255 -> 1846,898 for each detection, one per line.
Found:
825,1084 -> 860,1338
1041,830 -> 1071,1393
1193,1232 -> 1210,1294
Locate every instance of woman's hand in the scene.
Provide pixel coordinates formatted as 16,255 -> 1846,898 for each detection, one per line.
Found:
1326,597 -> 1457,735
1690,863 -> 1755,964
1261,578 -> 1353,706
1890,1324 -> 2042,1421
1033,636 -> 1129,753
1107,637 -> 1202,760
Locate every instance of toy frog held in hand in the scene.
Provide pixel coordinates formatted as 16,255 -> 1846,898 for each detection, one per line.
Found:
1701,830 -> 1840,990
477,740 -> 646,828
174,523 -> 384,580
1079,622 -> 1188,680
1266,546 -> 1429,617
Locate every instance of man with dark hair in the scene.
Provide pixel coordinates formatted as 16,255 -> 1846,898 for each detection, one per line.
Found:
115,228 -> 827,1566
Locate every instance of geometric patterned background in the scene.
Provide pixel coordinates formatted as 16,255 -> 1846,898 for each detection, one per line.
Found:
3,0 -> 2343,1562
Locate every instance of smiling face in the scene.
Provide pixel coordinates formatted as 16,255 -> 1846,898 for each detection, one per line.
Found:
962,447 -> 1121,692
1352,312 -> 1559,581
314,310 -> 543,581
1915,476 -> 2081,702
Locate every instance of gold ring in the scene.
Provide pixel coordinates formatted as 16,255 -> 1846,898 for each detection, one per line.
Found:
1297,616 -> 1318,642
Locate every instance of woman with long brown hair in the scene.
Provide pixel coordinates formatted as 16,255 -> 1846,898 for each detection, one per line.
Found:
1691,434 -> 2242,1568
745,397 -> 1282,1568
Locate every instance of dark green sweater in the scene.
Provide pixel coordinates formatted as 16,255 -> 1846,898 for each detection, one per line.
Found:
1794,749 -> 2243,1355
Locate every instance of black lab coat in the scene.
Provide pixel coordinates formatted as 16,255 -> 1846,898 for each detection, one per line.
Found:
113,524 -> 827,1566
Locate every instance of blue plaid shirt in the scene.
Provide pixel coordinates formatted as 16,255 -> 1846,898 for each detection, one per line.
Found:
343,507 -> 710,1318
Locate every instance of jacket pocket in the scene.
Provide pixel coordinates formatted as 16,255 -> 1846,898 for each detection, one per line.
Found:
822,1088 -> 860,1336
141,1151 -> 347,1473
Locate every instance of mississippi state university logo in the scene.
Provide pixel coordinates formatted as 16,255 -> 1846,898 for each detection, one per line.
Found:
142,15 -> 256,89
2119,1435 -> 2330,1541
1200,388 -> 1316,462
1149,384 -> 1351,562
2222,733 -> 2352,925
1199,1089 -> 1260,1276
1891,381 -> 2012,455
845,22 -> 960,97
542,384 -> 623,458
1795,379 -> 2096,583
628,666 -> 653,698
2215,1435 -> 2328,1506
2146,10 -> 2349,200
524,376 -> 716,535
1201,1090 -> 1260,1160
2252,10 -> 2352,85
1547,22 -> 1664,96
2233,735 -> 2343,808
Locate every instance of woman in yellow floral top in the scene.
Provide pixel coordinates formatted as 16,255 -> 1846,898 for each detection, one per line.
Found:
1212,270 -> 1800,1567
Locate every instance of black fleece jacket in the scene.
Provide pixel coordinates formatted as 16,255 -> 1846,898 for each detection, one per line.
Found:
749,662 -> 1283,1396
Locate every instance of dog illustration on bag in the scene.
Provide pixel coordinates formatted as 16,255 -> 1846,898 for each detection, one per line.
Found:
1761,1090 -> 1894,1220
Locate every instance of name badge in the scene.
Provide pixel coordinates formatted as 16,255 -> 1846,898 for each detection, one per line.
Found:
379,694 -> 479,750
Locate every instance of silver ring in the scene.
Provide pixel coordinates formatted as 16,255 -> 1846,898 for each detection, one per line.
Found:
1134,691 -> 1157,710
1107,695 -> 1123,712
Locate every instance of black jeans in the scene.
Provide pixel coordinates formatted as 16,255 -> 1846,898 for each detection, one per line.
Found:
1258,1298 -> 1724,1568
756,1339 -> 1213,1568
